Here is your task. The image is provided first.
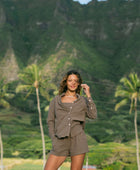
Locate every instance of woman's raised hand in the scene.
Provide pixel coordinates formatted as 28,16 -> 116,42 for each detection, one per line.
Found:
81,84 -> 91,98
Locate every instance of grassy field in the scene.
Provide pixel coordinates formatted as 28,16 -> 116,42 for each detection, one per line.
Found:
11,164 -> 70,170
11,164 -> 43,170
3,158 -> 71,170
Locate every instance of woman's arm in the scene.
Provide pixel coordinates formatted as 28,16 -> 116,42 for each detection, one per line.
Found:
85,97 -> 97,119
81,84 -> 97,119
47,98 -> 55,139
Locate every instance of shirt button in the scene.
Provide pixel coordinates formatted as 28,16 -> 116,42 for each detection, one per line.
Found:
91,107 -> 92,110
69,123 -> 71,126
70,106 -> 72,109
89,99 -> 91,102
68,118 -> 70,120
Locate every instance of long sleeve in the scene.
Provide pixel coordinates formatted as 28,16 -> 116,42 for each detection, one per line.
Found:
84,97 -> 97,119
47,98 -> 55,139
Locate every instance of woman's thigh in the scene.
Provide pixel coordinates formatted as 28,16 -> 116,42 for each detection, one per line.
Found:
44,154 -> 66,170
71,153 -> 85,170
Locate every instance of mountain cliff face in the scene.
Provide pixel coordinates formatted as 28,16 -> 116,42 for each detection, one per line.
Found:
0,0 -> 140,147
0,5 -> 6,26
0,47 -> 19,82
0,0 -> 139,85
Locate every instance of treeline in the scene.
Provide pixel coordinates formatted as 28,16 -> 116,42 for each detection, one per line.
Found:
0,65 -> 140,169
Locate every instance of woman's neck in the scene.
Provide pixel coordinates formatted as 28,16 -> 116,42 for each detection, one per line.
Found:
65,91 -> 76,97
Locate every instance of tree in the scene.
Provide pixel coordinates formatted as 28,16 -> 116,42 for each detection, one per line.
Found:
0,79 -> 14,108
16,64 -> 57,168
0,79 -> 14,170
0,129 -> 3,170
115,72 -> 140,170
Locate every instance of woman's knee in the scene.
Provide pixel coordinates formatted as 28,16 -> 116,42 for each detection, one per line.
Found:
44,154 -> 66,170
71,153 -> 85,170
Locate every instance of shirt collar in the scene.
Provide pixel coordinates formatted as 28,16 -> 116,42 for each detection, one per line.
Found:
58,92 -> 81,105
60,92 -> 80,98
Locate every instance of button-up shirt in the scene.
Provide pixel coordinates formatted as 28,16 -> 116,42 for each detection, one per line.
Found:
47,93 -> 97,139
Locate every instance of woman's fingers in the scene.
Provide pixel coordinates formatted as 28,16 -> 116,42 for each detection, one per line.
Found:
81,84 -> 91,97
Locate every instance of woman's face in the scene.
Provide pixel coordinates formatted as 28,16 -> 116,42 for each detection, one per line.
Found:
66,74 -> 79,92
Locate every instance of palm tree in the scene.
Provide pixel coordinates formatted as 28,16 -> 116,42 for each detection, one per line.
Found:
0,79 -> 14,170
86,154 -> 88,170
115,72 -> 140,170
16,64 -> 56,168
0,130 -> 3,170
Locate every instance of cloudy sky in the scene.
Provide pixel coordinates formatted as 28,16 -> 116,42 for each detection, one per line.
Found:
73,0 -> 106,4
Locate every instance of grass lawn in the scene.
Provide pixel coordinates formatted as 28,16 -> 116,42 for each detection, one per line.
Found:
3,158 -> 71,170
10,163 -> 43,170
11,164 -> 70,170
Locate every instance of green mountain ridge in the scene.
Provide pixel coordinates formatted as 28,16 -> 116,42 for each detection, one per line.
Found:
0,1 -> 140,168
0,0 -> 140,143
0,0 -> 139,81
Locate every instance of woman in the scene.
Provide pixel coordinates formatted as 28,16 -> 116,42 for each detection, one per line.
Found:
45,70 -> 97,170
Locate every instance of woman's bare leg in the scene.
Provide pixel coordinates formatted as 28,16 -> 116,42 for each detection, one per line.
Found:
44,154 -> 66,170
71,153 -> 85,170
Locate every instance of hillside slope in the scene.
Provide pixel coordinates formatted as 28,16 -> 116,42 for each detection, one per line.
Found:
0,0 -> 139,81
0,0 -> 140,146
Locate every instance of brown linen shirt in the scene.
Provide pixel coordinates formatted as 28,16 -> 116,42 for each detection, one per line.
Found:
47,93 -> 97,139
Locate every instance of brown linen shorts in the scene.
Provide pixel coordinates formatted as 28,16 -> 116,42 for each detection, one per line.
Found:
50,131 -> 89,156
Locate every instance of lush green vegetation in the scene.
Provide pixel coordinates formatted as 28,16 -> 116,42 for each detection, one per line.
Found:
11,163 -> 43,170
0,106 -> 140,169
0,0 -> 140,169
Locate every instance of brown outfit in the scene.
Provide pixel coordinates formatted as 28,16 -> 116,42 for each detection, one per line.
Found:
47,93 -> 97,156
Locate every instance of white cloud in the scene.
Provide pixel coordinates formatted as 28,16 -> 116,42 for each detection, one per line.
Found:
73,0 -> 107,4
73,0 -> 92,4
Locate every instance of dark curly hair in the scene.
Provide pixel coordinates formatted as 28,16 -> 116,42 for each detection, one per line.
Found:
59,70 -> 82,95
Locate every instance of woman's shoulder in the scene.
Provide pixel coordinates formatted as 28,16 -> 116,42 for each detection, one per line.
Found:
51,95 -> 59,101
80,95 -> 91,104
79,95 -> 87,104
80,95 -> 87,101
50,95 -> 60,102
